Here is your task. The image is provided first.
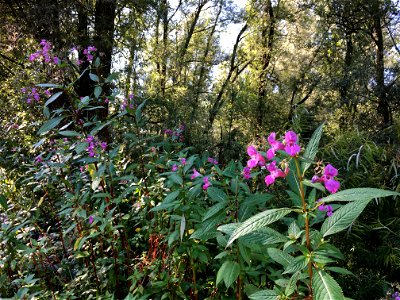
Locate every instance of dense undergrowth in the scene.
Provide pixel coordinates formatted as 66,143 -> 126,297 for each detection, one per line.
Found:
1,41 -> 400,300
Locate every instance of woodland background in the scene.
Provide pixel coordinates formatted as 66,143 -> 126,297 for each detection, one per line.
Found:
0,0 -> 400,299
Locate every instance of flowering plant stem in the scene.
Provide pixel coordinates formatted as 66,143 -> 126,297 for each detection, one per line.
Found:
294,157 -> 313,296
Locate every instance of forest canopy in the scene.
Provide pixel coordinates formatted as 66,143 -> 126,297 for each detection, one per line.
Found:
0,0 -> 400,299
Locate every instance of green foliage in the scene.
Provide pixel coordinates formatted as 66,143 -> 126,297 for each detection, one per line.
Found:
1,37 -> 400,300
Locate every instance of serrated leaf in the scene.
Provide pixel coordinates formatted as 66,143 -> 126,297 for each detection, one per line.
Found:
169,174 -> 183,186
288,221 -> 301,239
227,208 -> 292,247
320,198 -> 370,237
249,289 -> 279,300
191,213 -> 225,240
302,123 -> 324,173
164,190 -> 181,204
325,267 -> 354,276
203,201 -> 227,221
321,188 -> 400,203
44,91 -> 63,107
267,248 -> 293,267
283,255 -> 309,274
37,116 -> 64,135
285,271 -> 300,296
312,269 -> 345,300
207,187 -> 227,202
241,227 -> 288,246
216,260 -> 240,288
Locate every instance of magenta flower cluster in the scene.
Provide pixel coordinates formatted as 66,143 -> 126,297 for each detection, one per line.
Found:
120,94 -> 134,110
29,39 -> 59,64
163,124 -> 185,142
86,135 -> 107,157
22,87 -> 52,104
311,164 -> 341,194
207,157 -> 218,165
245,131 -> 300,186
317,200 -> 333,217
202,176 -> 212,190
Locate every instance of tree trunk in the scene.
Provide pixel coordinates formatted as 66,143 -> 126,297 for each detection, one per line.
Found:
256,0 -> 275,129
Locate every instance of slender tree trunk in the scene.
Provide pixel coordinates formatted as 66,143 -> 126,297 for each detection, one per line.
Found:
256,0 -> 275,129
373,11 -> 391,126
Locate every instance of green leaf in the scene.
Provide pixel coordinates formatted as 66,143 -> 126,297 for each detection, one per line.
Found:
249,289 -> 279,300
240,227 -> 288,246
203,201 -> 227,221
59,130 -> 82,137
285,271 -> 300,296
302,123 -> 324,173
44,91 -> 63,107
312,269 -> 345,300
267,248 -> 293,268
0,194 -> 8,210
164,190 -> 181,204
216,260 -> 240,288
105,72 -> 119,83
37,116 -> 64,135
207,187 -> 227,202
320,198 -> 370,237
325,267 -> 354,276
89,73 -> 99,82
283,255 -> 309,274
180,214 -> 186,241
135,100 -> 147,123
94,86 -> 102,98
321,188 -> 400,203
227,208 -> 292,247
36,83 -> 63,88
169,174 -> 183,186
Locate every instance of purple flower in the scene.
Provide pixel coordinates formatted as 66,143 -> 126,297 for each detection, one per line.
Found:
313,164 -> 340,194
34,155 -> 43,164
242,167 -> 251,179
180,158 -> 186,165
86,135 -> 94,143
191,168 -> 201,179
284,131 -> 301,157
53,56 -> 59,64
89,215 -> 94,224
246,145 -> 265,168
202,176 -> 212,190
172,164 -> 178,172
317,199 -> 334,217
100,142 -> 107,151
266,132 -> 284,160
265,161 -> 286,186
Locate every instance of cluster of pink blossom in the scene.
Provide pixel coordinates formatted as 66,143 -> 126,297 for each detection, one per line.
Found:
202,176 -> 211,190
311,164 -> 340,194
21,87 -> 51,104
29,39 -> 59,64
245,131 -> 299,186
86,135 -> 107,157
73,45 -> 97,65
245,131 -> 340,197
318,201 -> 334,217
120,94 -> 134,110
163,124 -> 185,142
171,157 -> 187,172
207,157 -> 218,165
